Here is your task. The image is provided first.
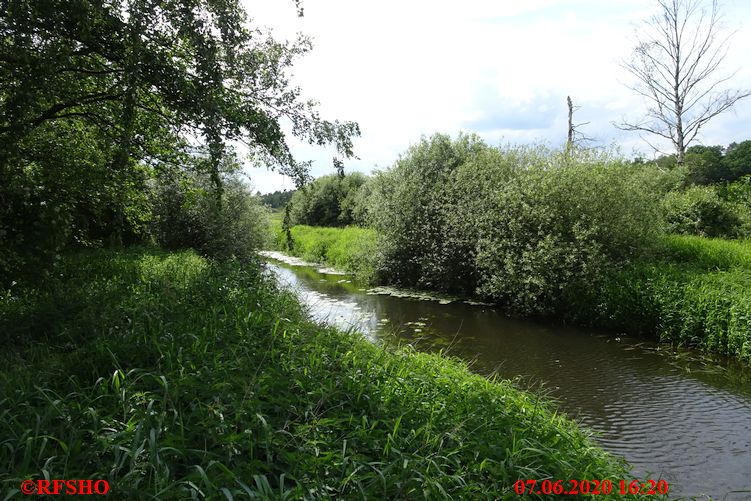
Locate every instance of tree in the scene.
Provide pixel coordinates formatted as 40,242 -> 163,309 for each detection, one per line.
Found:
618,0 -> 750,164
565,96 -> 591,157
724,140 -> 751,181
0,0 -> 359,281
684,143 -> 726,183
288,172 -> 368,227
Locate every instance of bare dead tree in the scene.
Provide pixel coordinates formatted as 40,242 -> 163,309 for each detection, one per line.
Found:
566,96 -> 592,157
617,0 -> 749,164
567,96 -> 574,150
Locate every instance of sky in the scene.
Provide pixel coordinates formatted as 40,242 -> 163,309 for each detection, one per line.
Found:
240,0 -> 751,194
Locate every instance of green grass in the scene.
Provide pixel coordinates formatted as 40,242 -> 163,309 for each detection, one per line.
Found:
271,224 -> 379,283
0,248 -> 654,499
580,236 -> 751,364
659,234 -> 751,270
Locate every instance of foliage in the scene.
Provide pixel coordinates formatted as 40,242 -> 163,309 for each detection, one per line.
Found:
637,139 -> 751,186
0,119 -> 152,284
662,185 -> 744,238
260,189 -> 296,209
716,175 -> 751,236
723,140 -> 751,181
365,133 -> 492,292
273,224 -> 379,282
0,249 -> 651,499
0,0 -> 358,282
683,144 -> 727,184
152,153 -> 270,260
367,134 -> 662,315
289,172 -> 369,227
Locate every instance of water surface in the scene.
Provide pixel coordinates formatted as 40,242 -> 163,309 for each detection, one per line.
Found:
265,256 -> 751,500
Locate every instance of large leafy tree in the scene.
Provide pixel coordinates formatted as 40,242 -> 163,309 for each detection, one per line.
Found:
0,0 -> 359,279
0,0 -> 359,278
1,0 -> 359,177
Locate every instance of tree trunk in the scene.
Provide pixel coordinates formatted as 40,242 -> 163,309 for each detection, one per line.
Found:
566,96 -> 574,157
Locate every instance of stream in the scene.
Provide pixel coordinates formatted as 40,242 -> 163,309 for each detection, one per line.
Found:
262,253 -> 751,500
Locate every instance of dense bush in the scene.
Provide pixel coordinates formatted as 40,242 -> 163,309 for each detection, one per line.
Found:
152,157 -> 269,260
468,158 -> 662,314
289,172 -> 369,227
367,134 -> 663,315
0,121 -> 152,285
365,133 -> 492,292
662,186 -> 744,238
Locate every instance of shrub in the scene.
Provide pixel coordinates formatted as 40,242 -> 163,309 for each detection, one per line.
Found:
368,136 -> 663,315
464,154 -> 662,314
152,159 -> 269,260
366,133 -> 492,292
662,186 -> 743,238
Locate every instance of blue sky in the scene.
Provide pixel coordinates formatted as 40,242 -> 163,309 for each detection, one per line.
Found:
241,0 -> 751,193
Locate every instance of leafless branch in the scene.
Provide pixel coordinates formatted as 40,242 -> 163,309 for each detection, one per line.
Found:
618,0 -> 749,163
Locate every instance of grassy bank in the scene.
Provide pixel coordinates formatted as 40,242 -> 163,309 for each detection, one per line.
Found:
271,220 -> 379,282
0,248 -> 651,499
589,235 -> 751,363
271,224 -> 751,364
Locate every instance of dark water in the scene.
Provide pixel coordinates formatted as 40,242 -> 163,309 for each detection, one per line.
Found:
264,257 -> 751,500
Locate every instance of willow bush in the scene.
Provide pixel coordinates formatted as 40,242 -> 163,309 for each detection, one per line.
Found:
367,134 -> 663,315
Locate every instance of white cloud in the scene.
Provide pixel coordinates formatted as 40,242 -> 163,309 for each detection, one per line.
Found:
241,0 -> 751,192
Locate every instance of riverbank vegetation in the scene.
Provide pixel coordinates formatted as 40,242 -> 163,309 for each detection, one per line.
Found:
273,134 -> 751,364
1,249 -> 654,499
272,223 -> 378,281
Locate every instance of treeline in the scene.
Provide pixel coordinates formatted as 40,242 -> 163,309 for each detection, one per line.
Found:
260,189 -> 296,209
0,0 -> 358,285
642,141 -> 751,238
287,172 -> 370,226
639,141 -> 751,185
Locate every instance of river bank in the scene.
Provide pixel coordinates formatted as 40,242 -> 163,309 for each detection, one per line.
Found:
264,255 -> 751,499
0,248 -> 654,499
273,223 -> 751,365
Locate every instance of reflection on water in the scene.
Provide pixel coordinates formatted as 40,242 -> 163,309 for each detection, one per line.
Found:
266,260 -> 751,500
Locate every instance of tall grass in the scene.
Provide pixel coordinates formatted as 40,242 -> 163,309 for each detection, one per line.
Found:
0,248 -> 654,499
573,235 -> 751,363
272,224 -> 379,282
659,234 -> 751,270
